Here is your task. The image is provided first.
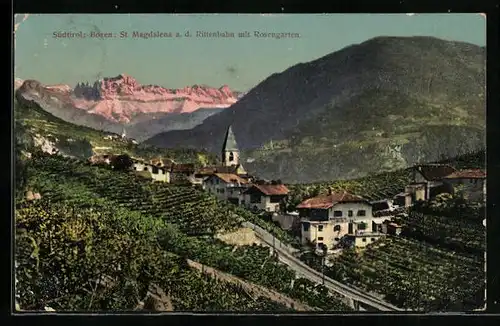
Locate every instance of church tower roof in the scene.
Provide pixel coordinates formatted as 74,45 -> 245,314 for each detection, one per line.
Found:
222,125 -> 239,152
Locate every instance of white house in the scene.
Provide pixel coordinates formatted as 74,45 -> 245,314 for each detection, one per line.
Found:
132,159 -> 170,183
242,184 -> 290,212
297,190 -> 385,250
203,173 -> 250,205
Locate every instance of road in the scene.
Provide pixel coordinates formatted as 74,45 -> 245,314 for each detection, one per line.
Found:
242,221 -> 405,312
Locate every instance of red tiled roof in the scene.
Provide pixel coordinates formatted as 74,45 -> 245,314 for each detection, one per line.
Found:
296,191 -> 367,210
415,164 -> 457,181
444,169 -> 486,179
196,165 -> 241,175
245,184 -> 289,196
171,164 -> 195,173
213,173 -> 249,184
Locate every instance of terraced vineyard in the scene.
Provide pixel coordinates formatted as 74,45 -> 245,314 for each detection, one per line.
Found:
18,153 -> 352,311
296,150 -> 485,311
301,206 -> 485,312
15,200 -> 295,311
401,210 -> 485,255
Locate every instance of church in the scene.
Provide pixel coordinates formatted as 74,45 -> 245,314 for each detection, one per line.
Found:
199,125 -> 254,197
196,125 -> 252,181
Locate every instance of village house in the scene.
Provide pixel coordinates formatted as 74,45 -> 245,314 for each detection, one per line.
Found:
297,190 -> 385,250
242,183 -> 290,212
170,163 -> 196,184
404,164 -> 457,205
203,173 -> 250,205
442,169 -> 487,202
132,158 -> 170,183
403,164 -> 486,205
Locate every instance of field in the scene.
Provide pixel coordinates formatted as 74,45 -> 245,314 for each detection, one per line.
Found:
16,153 -> 352,311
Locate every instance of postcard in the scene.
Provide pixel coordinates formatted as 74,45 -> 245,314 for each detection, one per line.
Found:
14,13 -> 486,313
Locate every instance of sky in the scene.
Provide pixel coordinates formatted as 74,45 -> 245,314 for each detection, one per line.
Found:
14,14 -> 486,92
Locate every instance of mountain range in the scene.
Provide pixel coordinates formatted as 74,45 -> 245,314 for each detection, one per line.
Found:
15,75 -> 240,141
145,36 -> 486,183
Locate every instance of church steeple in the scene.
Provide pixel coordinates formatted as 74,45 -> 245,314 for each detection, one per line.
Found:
222,125 -> 239,167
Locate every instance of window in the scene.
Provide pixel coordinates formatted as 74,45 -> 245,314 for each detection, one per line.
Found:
250,194 -> 261,204
358,222 -> 367,230
362,238 -> 367,242
270,195 -> 282,203
348,210 -> 353,217
318,225 -> 324,232
303,223 -> 310,231
318,237 -> 324,241
334,237 -> 340,241
229,152 -> 234,162
357,210 -> 366,217
333,210 -> 343,217
143,166 -> 148,171
371,238 -> 376,242
333,225 -> 341,232
152,166 -> 159,174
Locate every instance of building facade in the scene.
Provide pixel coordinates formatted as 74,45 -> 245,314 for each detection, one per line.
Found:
132,159 -> 170,182
405,164 -> 457,204
203,173 -> 250,205
242,184 -> 289,212
297,191 -> 385,250
442,169 -> 487,202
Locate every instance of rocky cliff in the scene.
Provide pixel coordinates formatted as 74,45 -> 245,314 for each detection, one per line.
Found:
72,74 -> 238,123
15,75 -> 239,138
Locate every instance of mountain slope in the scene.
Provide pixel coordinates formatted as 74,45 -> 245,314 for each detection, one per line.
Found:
15,75 -> 239,140
145,36 -> 485,182
14,96 -> 217,165
72,74 -> 238,123
127,108 -> 224,142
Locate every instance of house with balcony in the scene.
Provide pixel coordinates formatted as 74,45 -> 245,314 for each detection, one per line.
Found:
296,190 -> 385,250
242,183 -> 289,212
203,173 -> 250,205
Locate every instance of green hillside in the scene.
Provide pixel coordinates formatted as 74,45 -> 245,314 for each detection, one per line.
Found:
15,153 -> 352,311
146,37 -> 485,183
14,98 -> 217,165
